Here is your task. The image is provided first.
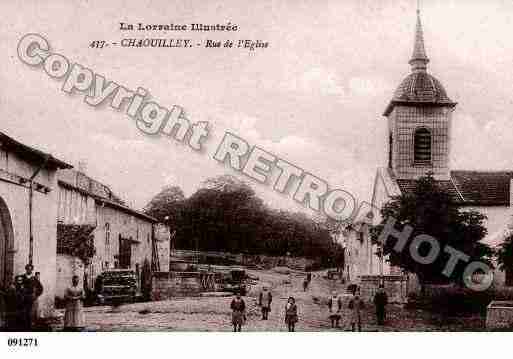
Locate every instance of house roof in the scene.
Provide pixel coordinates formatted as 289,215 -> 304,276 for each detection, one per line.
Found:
58,169 -> 126,205
0,131 -> 72,170
394,170 -> 513,206
58,179 -> 157,223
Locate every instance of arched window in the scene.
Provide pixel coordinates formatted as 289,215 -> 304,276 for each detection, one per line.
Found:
414,128 -> 431,164
105,222 -> 110,255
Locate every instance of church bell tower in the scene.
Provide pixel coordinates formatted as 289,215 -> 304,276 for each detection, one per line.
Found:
383,9 -> 457,181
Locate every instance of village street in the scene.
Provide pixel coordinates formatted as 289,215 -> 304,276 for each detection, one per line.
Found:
73,270 -> 484,332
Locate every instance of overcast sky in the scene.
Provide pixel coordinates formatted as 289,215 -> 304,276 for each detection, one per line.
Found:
1,0 -> 513,215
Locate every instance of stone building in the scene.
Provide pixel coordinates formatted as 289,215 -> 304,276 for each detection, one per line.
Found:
0,131 -> 71,318
56,168 -> 162,299
346,10 -> 513,294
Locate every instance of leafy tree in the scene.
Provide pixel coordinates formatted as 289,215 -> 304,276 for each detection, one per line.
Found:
143,185 -> 185,224
371,173 -> 492,286
144,174 -> 343,266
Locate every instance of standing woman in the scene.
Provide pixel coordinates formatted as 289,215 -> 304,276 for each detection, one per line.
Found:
230,292 -> 246,332
284,296 -> 298,332
63,275 -> 85,332
328,291 -> 342,328
32,272 -> 43,327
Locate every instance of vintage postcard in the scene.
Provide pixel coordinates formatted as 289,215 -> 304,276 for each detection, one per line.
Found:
0,1 -> 512,353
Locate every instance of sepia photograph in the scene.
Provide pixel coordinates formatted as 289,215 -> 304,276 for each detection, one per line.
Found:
0,0 -> 513,356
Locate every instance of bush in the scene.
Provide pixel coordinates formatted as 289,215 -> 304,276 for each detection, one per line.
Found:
407,285 -> 513,316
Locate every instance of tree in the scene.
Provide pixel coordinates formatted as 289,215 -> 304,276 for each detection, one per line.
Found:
497,232 -> 513,286
371,173 -> 491,286
143,185 -> 185,223
144,174 -> 343,266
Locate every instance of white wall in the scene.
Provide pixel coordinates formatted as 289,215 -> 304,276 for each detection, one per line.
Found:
0,150 -> 60,317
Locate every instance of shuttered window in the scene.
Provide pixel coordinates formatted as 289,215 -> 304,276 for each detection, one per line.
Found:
414,128 -> 431,164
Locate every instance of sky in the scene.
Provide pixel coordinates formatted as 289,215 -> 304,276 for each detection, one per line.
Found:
1,0 -> 513,215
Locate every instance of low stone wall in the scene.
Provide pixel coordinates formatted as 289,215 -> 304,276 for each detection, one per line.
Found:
171,250 -> 315,270
359,275 -> 408,303
486,301 -> 513,329
244,254 -> 315,271
151,271 -> 223,300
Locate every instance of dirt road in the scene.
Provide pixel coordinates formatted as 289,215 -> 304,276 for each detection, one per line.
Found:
77,269 -> 484,331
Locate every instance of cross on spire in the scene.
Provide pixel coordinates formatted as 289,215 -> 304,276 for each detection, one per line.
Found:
408,2 -> 429,72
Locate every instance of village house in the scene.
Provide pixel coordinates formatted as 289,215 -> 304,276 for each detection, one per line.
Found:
0,131 -> 72,319
344,10 -> 513,297
56,166 -> 168,299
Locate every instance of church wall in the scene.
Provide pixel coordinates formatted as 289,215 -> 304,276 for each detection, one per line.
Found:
343,230 -> 368,283
465,205 -> 513,288
466,206 -> 513,246
371,170 -> 391,225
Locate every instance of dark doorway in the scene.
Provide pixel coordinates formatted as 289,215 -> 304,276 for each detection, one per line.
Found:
118,235 -> 132,269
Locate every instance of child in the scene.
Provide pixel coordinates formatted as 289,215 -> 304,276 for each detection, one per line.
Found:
348,288 -> 364,332
328,291 -> 342,328
230,292 -> 246,332
284,296 -> 298,332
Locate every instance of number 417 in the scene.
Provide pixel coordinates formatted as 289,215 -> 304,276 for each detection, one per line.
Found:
90,40 -> 106,48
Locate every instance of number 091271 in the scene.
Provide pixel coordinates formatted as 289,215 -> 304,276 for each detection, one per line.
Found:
7,337 -> 38,347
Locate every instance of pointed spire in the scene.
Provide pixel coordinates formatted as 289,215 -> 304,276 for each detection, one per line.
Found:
409,6 -> 430,72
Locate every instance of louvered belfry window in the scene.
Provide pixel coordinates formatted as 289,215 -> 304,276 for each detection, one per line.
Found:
414,128 -> 431,164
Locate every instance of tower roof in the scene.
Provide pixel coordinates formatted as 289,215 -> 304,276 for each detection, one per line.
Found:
383,8 -> 456,116
409,10 -> 430,72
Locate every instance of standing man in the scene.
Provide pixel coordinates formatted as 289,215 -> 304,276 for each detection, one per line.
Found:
258,286 -> 272,320
373,284 -> 388,326
21,264 -> 43,330
303,271 -> 312,291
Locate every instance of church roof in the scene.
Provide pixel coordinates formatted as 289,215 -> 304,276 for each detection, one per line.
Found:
383,10 -> 456,116
391,72 -> 453,105
451,170 -> 513,206
396,178 -> 463,203
395,171 -> 513,206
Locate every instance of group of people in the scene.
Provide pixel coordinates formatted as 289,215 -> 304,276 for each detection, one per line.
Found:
0,264 -> 86,332
1,264 -> 43,331
328,288 -> 366,331
231,283 -> 388,332
328,284 -> 388,331
230,286 -> 298,332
